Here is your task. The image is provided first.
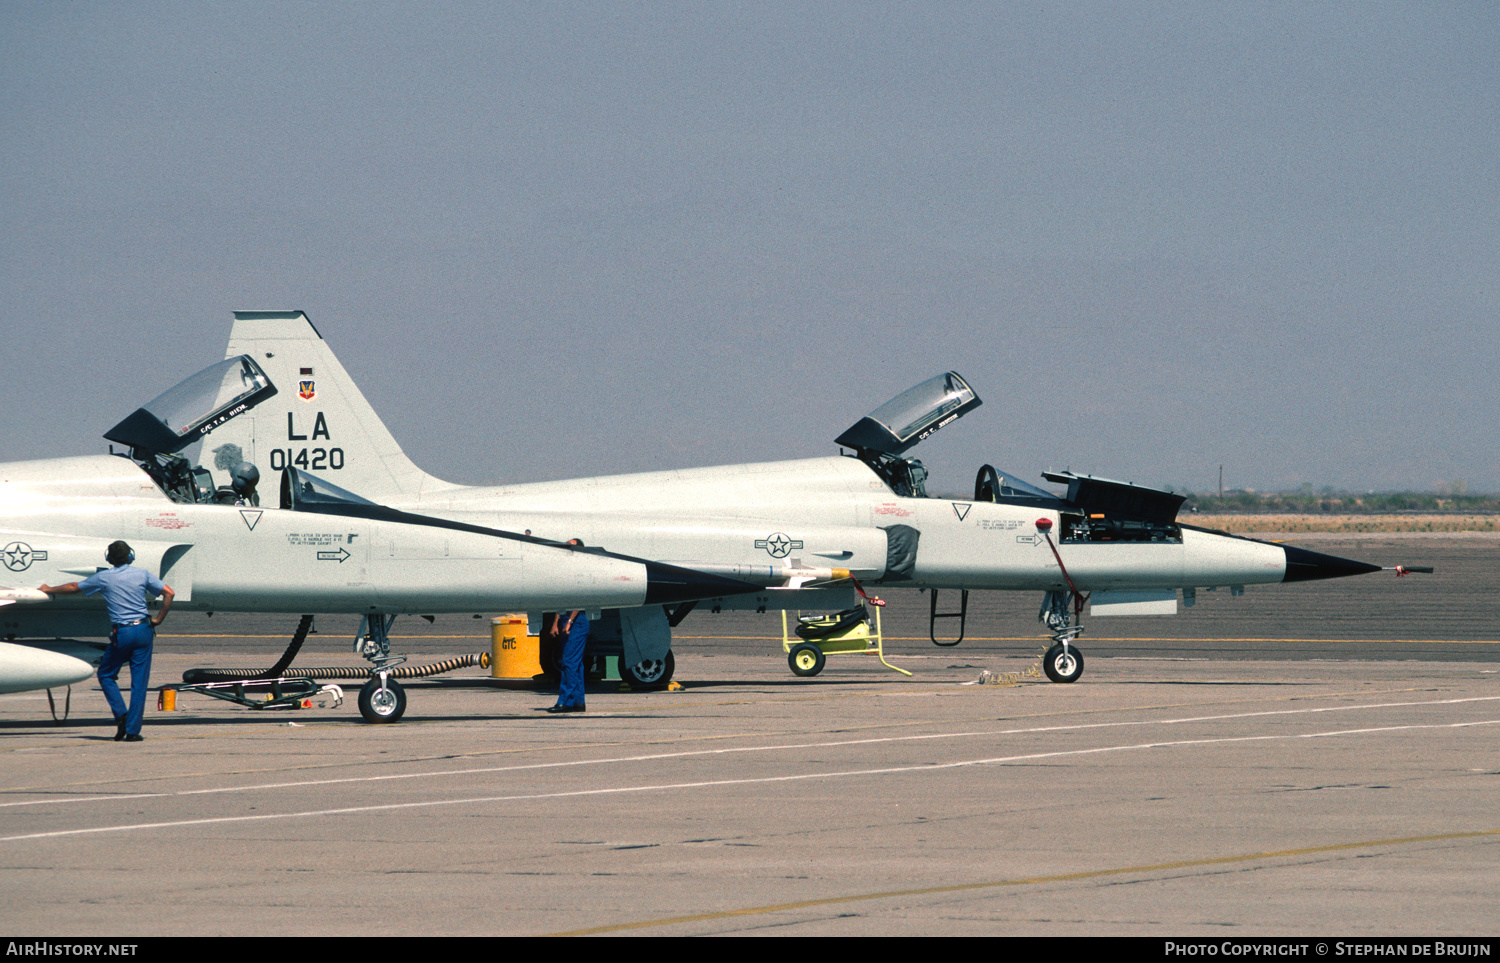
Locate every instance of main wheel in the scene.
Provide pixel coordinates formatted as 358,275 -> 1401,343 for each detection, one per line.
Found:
619,651 -> 675,689
358,677 -> 407,723
788,643 -> 826,677
1042,643 -> 1084,683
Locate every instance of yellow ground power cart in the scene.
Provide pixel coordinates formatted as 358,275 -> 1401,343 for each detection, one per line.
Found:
780,602 -> 911,677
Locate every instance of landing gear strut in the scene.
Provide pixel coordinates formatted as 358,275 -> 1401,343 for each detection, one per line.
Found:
355,614 -> 408,723
1038,589 -> 1086,683
1031,514 -> 1091,684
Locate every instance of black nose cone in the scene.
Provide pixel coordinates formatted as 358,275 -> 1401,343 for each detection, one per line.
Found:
1282,545 -> 1382,583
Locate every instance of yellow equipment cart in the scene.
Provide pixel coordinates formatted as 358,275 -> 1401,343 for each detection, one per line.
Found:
780,602 -> 911,677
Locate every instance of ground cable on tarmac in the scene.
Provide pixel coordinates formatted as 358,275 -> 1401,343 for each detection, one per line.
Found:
181,614 -> 490,683
182,653 -> 488,684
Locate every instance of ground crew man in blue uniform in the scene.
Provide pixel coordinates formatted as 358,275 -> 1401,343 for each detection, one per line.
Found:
41,540 -> 174,742
546,538 -> 589,714
547,607 -> 589,713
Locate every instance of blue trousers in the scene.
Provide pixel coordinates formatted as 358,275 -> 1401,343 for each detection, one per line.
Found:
99,622 -> 153,736
556,613 -> 589,709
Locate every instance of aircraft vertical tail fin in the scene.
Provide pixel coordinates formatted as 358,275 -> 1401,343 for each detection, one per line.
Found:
207,311 -> 453,501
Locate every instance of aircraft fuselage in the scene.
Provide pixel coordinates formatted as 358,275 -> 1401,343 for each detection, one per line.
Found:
379,455 -> 1287,593
0,454 -> 740,640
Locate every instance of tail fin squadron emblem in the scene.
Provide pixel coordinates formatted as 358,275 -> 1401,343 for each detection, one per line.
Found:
298,379 -> 317,402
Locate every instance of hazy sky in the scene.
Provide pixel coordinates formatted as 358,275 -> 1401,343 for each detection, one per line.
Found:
3,2 -> 1497,494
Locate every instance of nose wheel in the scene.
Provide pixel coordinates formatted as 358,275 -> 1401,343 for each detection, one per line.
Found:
358,676 -> 407,723
1042,643 -> 1084,683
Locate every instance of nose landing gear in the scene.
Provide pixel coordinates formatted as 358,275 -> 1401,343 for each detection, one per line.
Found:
1035,514 -> 1089,684
356,614 -> 408,723
1038,589 -> 1086,684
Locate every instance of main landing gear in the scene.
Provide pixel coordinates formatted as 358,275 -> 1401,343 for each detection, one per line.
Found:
619,651 -> 675,689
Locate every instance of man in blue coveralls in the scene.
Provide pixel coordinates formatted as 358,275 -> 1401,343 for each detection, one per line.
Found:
41,540 -> 174,742
546,538 -> 589,714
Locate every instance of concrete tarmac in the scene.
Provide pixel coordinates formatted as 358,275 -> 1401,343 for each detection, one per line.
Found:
0,534 -> 1496,936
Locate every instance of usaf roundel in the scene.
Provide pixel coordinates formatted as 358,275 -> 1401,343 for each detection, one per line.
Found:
2,542 -> 47,572
754,532 -> 804,558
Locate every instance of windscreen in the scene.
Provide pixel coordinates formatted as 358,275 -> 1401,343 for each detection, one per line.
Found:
281,466 -> 377,511
993,471 -> 1057,500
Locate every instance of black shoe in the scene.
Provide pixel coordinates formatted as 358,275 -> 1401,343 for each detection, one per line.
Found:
124,734 -> 144,742
544,704 -> 585,714
113,717 -> 127,742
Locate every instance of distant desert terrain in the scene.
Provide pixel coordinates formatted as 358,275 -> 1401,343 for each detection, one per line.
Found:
1187,513 -> 1498,534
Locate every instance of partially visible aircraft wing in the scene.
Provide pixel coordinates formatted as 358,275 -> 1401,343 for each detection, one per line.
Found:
0,587 -> 50,606
0,641 -> 94,695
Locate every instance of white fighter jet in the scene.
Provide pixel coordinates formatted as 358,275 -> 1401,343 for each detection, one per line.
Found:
0,345 -> 760,721
182,311 -> 1399,692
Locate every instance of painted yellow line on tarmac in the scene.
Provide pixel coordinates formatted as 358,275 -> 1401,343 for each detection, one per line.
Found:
159,633 -> 485,639
546,828 -> 1500,936
677,635 -> 1500,644
1078,637 -> 1500,645
159,632 -> 1500,644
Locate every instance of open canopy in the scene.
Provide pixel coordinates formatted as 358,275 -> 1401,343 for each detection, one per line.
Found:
834,371 -> 982,457
104,355 -> 277,456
